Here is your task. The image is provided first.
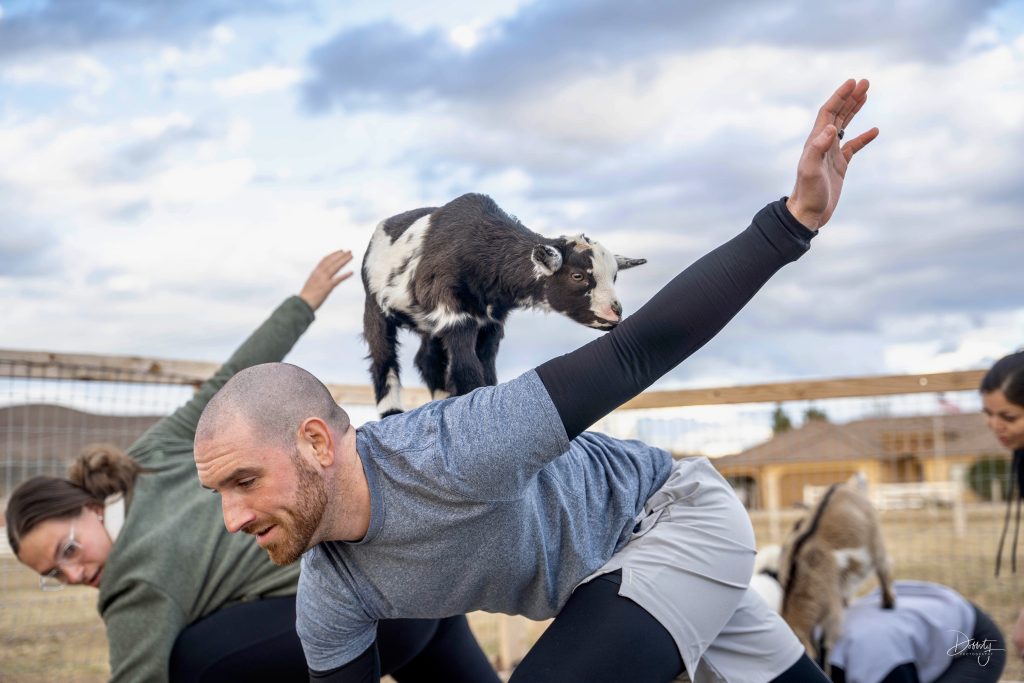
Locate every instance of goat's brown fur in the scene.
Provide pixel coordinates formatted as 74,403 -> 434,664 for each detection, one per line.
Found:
777,476 -> 895,667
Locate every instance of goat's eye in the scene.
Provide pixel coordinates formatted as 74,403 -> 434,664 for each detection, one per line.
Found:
571,272 -> 584,282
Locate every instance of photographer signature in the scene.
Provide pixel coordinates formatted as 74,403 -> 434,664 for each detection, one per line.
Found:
947,631 -> 1004,667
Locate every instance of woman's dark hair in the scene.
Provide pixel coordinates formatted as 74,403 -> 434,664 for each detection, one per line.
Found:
5,444 -> 142,557
983,351 -> 1024,576
980,350 -> 1024,406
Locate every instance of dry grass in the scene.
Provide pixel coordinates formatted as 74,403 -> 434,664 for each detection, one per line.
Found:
0,561 -> 108,682
2,503 -> 1022,681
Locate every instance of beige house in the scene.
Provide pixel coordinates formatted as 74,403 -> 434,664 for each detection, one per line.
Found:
711,412 -> 1008,510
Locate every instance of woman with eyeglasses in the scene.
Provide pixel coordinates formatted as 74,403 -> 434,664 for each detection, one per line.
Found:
4,250 -> 500,683
981,350 -> 1024,660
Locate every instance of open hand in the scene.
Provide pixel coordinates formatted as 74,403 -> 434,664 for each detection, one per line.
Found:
786,79 -> 879,231
299,250 -> 354,311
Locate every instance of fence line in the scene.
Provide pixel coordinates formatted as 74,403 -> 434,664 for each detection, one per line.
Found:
0,347 -> 987,407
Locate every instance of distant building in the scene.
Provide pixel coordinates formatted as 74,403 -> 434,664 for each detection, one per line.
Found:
710,413 -> 1006,510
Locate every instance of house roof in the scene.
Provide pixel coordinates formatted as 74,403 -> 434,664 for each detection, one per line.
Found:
713,412 -> 1006,467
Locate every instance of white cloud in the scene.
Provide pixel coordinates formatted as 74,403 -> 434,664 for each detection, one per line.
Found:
151,158 -> 254,203
138,25 -> 236,81
883,311 -> 1024,374
449,25 -> 481,50
212,66 -> 303,97
2,54 -> 113,96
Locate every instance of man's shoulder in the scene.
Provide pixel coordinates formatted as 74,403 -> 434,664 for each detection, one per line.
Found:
299,543 -> 359,583
301,543 -> 338,573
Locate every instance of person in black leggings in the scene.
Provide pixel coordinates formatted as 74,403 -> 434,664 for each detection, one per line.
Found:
171,598 -> 496,682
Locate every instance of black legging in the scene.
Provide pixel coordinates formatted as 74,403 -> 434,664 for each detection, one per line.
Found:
510,571 -> 828,683
169,596 -> 499,683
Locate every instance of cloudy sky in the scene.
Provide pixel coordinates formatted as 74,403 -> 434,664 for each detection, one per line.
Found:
2,0 -> 1023,402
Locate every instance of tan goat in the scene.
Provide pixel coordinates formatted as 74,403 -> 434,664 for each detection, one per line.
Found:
777,475 -> 895,667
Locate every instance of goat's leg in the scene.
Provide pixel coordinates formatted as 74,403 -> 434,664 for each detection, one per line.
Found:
415,333 -> 450,400
438,320 -> 486,396
363,294 -> 403,417
820,592 -> 845,676
475,322 -> 504,386
872,534 -> 897,609
781,601 -> 819,664
781,547 -> 836,667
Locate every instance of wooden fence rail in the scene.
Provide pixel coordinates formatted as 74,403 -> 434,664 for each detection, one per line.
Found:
0,348 -> 986,410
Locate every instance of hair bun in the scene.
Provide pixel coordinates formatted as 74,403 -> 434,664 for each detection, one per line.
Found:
68,444 -> 142,499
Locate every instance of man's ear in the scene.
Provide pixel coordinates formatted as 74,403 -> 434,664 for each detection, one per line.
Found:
299,417 -> 335,467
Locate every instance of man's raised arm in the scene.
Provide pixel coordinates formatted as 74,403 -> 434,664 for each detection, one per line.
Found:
537,79 -> 878,440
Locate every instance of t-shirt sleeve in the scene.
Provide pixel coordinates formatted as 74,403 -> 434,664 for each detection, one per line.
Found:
432,371 -> 572,498
296,549 -> 379,672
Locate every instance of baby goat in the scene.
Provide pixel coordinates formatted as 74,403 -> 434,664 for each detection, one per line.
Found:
361,193 -> 645,416
777,475 -> 896,667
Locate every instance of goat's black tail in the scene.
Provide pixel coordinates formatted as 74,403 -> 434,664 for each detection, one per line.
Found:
362,292 -> 403,416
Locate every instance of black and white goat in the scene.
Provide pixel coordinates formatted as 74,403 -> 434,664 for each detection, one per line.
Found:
361,193 -> 645,416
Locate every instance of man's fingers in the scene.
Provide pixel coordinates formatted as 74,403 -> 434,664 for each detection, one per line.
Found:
838,95 -> 867,131
809,124 -> 839,157
836,80 -> 869,129
841,127 -> 879,160
815,79 -> 857,126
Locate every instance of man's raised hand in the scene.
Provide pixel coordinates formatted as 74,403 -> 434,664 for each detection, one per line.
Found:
786,79 -> 879,231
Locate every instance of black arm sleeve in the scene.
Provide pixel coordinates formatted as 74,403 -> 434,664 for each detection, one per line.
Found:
536,198 -> 815,440
309,642 -> 380,683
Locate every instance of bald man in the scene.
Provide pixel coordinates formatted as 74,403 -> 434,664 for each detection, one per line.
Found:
195,79 -> 878,683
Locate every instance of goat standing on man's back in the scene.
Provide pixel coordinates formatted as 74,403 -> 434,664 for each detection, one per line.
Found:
361,193 -> 645,416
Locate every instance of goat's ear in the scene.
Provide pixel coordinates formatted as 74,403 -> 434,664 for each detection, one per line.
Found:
532,244 -> 563,275
615,255 -> 646,270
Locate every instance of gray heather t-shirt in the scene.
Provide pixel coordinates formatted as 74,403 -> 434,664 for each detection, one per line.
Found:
296,370 -> 673,670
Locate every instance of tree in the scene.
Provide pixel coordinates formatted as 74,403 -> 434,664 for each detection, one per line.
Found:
967,457 -> 1011,502
804,407 -> 829,423
772,404 -> 792,435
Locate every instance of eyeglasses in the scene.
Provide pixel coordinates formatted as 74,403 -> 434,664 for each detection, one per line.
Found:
39,519 -> 84,592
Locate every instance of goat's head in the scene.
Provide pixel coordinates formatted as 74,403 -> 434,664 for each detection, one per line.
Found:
531,234 -> 645,330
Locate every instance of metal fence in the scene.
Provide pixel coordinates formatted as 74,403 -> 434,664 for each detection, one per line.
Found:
1,350 -> 1019,681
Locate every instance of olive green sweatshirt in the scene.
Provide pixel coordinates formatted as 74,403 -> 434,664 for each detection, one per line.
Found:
97,296 -> 314,683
